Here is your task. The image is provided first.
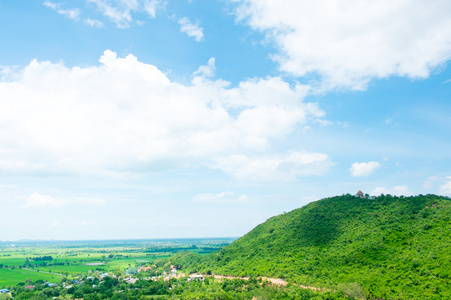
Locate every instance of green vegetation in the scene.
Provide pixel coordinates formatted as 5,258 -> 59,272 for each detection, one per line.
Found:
0,239 -> 234,287
2,275 -> 347,300
0,269 -> 58,286
171,194 -> 451,299
2,194 -> 451,299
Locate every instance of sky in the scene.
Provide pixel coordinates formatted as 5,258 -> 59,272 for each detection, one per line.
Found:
0,0 -> 451,241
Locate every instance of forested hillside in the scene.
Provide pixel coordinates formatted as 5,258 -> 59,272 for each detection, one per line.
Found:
171,194 -> 451,299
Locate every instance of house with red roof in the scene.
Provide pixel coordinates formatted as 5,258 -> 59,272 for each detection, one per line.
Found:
138,266 -> 152,273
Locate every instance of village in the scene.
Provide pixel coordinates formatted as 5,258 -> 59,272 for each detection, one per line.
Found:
0,264 -> 208,298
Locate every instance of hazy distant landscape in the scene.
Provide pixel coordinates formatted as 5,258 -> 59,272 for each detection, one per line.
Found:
0,238 -> 234,286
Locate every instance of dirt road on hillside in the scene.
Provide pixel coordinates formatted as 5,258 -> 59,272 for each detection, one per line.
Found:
211,274 -> 323,292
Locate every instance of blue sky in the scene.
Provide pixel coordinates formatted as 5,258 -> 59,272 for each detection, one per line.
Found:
1,0 -> 451,240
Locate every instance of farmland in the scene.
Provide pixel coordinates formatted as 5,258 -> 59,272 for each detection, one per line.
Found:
0,238 -> 235,287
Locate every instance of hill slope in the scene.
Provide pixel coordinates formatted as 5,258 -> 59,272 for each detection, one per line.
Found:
173,194 -> 451,299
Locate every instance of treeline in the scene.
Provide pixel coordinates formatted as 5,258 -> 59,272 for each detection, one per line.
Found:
3,275 -> 350,300
32,256 -> 53,261
143,246 -> 221,254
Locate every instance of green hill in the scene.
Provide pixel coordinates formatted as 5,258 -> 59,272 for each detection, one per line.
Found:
172,194 -> 451,299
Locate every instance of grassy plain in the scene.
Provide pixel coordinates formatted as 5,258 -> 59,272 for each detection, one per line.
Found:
0,268 -> 60,286
0,238 -> 234,288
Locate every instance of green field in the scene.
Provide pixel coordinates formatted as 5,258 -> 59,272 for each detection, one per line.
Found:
0,238 -> 234,288
0,268 -> 61,286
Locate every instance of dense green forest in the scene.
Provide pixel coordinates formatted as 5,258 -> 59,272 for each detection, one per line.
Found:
170,194 -> 451,299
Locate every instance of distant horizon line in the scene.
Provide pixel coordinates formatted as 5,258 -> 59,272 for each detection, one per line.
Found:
0,237 -> 239,243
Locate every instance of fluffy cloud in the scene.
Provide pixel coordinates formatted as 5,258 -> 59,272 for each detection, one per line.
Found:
350,161 -> 381,177
193,192 -> 249,203
423,176 -> 451,195
213,151 -> 333,181
194,191 -> 234,201
178,17 -> 204,42
193,191 -> 232,201
372,185 -> 413,196
142,0 -> 162,18
193,57 -> 216,78
440,177 -> 451,195
87,0 -> 164,28
44,1 -> 80,20
234,0 -> 451,90
85,18 -> 104,27
0,50 -> 328,180
21,192 -> 106,209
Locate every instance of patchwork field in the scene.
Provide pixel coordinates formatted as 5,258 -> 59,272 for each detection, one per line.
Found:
0,268 -> 60,286
0,238 -> 234,287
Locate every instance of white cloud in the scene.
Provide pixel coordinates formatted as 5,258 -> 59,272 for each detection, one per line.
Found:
234,0 -> 451,90
193,191 -> 234,202
423,176 -> 440,189
51,220 -> 61,227
212,151 -> 333,181
193,57 -> 216,78
350,161 -> 381,177
85,18 -> 104,27
423,176 -> 451,195
21,192 -> 106,209
22,192 -> 64,208
88,0 -> 132,28
0,51 -> 325,180
440,177 -> 451,195
178,17 -> 204,42
313,119 -> 332,127
237,194 -> 248,202
43,1 -> 80,20
0,184 -> 16,190
337,121 -> 349,128
87,0 -> 164,28
372,185 -> 413,196
193,191 -> 250,203
142,0 -> 163,18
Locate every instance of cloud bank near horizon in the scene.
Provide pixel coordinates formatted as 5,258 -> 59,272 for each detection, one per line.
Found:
234,0 -> 451,91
